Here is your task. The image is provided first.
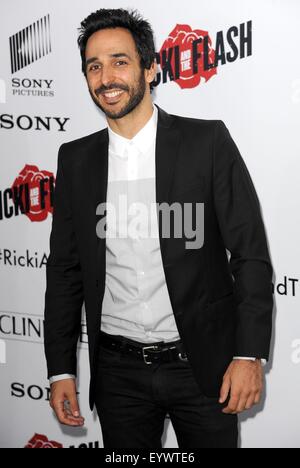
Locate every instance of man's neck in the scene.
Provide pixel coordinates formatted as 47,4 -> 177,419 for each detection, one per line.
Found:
106,99 -> 154,140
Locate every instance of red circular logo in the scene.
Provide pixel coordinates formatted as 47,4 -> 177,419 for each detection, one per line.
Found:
160,24 -> 217,89
11,165 -> 54,222
25,434 -> 63,449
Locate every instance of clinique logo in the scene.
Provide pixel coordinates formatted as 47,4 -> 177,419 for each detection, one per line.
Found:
0,311 -> 88,347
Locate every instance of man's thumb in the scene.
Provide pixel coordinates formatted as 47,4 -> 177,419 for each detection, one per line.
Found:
69,394 -> 80,417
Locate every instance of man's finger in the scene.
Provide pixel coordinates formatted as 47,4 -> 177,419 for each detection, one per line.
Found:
245,395 -> 256,411
222,394 -> 240,414
65,409 -> 85,425
219,377 -> 231,404
254,392 -> 261,405
235,394 -> 250,413
53,400 -> 73,426
53,400 -> 84,426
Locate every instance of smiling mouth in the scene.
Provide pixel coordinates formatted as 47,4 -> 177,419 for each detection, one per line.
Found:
100,90 -> 125,104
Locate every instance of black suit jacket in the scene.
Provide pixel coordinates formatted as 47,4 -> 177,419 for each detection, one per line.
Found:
44,104 -> 273,410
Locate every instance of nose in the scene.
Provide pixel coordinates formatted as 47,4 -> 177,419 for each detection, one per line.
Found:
100,65 -> 116,88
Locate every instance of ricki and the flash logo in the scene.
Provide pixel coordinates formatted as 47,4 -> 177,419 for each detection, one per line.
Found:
0,165 -> 54,222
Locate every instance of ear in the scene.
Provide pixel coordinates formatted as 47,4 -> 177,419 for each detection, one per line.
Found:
145,61 -> 158,85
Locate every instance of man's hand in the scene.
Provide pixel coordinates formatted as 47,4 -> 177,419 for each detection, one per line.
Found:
219,359 -> 263,414
50,379 -> 85,426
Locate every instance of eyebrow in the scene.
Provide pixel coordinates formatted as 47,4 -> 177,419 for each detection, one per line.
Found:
85,53 -> 132,68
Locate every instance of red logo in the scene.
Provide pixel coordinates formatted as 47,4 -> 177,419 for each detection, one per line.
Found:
159,24 -> 217,89
11,165 -> 54,222
25,434 -> 63,449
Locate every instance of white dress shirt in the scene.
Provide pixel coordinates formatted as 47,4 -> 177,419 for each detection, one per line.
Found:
100,104 -> 180,343
49,104 -> 263,384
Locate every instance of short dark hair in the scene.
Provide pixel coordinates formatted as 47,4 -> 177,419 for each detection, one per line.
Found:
78,8 -> 156,91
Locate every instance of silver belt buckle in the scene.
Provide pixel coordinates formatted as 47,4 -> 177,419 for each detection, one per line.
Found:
142,345 -> 160,365
178,351 -> 188,362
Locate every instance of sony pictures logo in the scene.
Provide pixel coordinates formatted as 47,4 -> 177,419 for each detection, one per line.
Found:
9,14 -> 51,74
9,14 -> 54,98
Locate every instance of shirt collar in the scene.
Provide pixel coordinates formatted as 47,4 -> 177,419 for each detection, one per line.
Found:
108,104 -> 158,157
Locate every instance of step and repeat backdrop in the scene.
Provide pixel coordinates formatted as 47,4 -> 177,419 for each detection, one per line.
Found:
0,0 -> 299,448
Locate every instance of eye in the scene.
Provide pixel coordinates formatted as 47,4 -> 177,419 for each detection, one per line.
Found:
89,64 -> 101,72
116,61 -> 127,66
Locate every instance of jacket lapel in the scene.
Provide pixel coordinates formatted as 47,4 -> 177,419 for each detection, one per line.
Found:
88,127 -> 109,214
155,105 -> 181,252
87,104 -> 182,268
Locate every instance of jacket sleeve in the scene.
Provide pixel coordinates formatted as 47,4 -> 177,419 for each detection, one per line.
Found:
213,121 -> 273,359
44,144 -> 84,378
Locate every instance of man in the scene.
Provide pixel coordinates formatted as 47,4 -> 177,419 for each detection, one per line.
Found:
44,8 -> 273,448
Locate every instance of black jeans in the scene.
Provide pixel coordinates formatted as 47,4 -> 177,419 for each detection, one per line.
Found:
94,336 -> 238,448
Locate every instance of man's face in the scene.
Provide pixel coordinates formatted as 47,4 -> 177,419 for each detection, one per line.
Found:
85,27 -> 148,120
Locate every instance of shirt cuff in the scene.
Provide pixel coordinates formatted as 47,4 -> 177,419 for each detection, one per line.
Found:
233,356 -> 267,366
49,374 -> 76,384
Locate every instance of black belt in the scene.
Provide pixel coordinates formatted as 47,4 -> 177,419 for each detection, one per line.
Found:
99,331 -> 188,365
